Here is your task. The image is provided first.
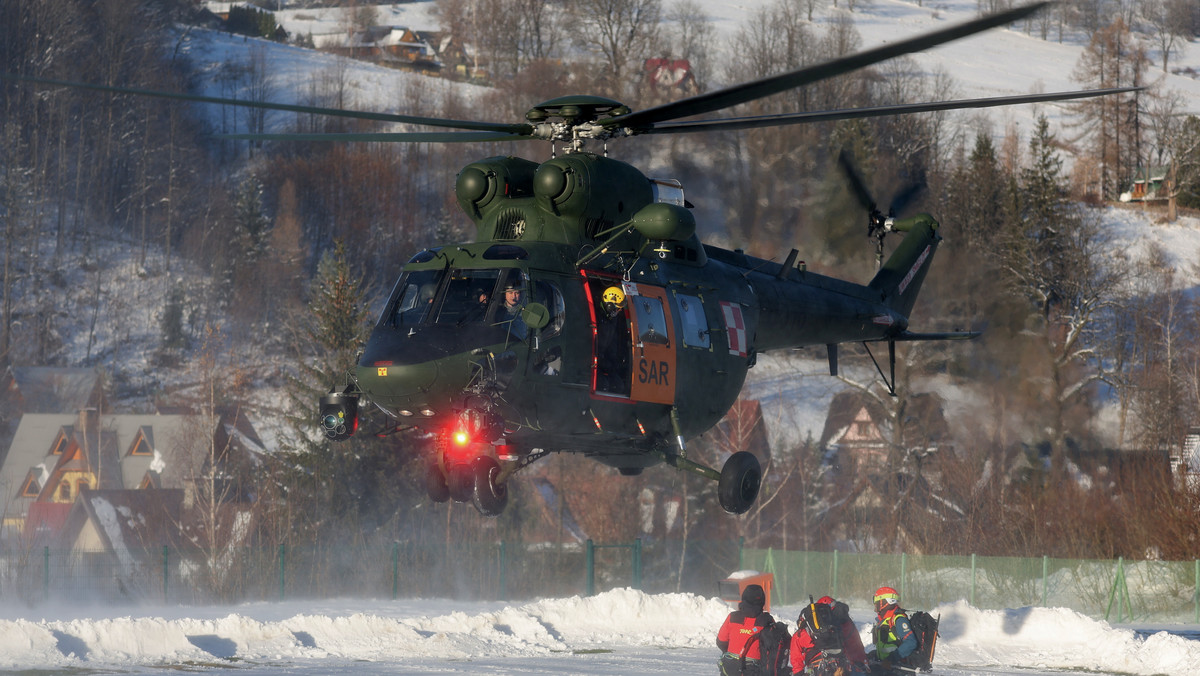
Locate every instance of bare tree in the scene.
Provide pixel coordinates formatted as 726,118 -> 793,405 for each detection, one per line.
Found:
1140,0 -> 1191,73
664,0 -> 715,91
1070,19 -> 1148,200
568,0 -> 662,98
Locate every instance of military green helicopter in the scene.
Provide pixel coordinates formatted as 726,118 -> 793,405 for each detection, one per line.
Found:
7,2 -> 1134,517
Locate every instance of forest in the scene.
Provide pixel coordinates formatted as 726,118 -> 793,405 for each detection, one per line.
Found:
3,0 -> 1200,574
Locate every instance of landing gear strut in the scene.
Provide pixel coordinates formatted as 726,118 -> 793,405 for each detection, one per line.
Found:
656,444 -> 762,515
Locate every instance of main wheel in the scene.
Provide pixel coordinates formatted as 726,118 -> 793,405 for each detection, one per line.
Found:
447,463 -> 475,502
471,456 -> 508,517
718,451 -> 761,515
425,462 -> 449,503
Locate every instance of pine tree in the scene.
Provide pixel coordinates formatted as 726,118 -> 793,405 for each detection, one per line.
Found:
275,241 -> 416,541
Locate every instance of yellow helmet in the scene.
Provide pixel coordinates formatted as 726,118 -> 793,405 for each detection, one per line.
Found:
602,286 -> 626,307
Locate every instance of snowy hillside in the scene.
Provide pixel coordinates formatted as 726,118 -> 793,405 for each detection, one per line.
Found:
2,589 -> 1198,674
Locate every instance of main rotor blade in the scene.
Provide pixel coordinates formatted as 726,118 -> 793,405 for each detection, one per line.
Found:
2,73 -> 533,135
611,1 -> 1051,130
216,130 -> 534,143
642,87 -> 1139,134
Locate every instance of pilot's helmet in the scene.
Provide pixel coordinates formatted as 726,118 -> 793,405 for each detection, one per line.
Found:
418,283 -> 437,304
602,286 -> 626,317
503,276 -> 525,294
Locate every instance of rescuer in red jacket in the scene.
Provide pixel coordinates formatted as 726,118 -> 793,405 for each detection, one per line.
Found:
790,595 -> 869,675
717,584 -> 775,676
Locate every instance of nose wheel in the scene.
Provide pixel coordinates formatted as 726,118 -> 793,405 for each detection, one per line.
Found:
471,456 -> 508,516
428,446 -> 511,516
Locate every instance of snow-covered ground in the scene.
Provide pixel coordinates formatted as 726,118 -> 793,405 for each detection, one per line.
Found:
2,589 -> 1198,674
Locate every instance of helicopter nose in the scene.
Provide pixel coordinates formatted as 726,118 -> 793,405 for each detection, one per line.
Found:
357,360 -> 460,419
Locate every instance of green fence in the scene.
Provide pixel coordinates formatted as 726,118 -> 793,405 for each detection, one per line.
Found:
0,538 -> 738,607
4,539 -> 1197,623
743,548 -> 1200,623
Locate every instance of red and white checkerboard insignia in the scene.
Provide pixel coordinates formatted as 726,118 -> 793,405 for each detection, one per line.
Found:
720,301 -> 748,357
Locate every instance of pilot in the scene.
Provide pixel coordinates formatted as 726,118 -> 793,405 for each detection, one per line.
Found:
502,281 -> 527,339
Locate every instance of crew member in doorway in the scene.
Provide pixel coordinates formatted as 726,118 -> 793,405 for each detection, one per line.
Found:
595,286 -> 631,395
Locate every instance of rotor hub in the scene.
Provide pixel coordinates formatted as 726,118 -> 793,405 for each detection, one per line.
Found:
526,95 -> 632,148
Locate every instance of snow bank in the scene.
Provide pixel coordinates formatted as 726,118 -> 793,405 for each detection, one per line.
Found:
1,590 -> 1198,674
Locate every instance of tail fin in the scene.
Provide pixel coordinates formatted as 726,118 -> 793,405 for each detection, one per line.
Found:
867,213 -> 941,318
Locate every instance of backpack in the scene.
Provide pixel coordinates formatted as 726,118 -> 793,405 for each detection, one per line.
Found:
907,611 -> 940,672
741,620 -> 792,676
798,599 -> 845,655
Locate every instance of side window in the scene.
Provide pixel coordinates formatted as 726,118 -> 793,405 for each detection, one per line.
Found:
632,296 -> 670,346
532,280 -> 566,339
675,293 -> 710,349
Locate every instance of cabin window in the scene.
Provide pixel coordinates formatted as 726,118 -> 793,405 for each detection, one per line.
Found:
59,481 -> 71,501
632,296 -> 670,346
674,293 -> 710,349
530,280 -> 565,339
76,478 -> 89,495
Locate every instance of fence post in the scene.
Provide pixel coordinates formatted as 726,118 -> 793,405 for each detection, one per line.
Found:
1041,555 -> 1048,607
43,546 -> 49,602
900,552 -> 907,602
633,538 -> 642,590
279,544 -> 286,601
969,553 -> 976,607
832,550 -> 839,599
738,537 -> 745,570
163,546 -> 169,602
801,550 -> 809,600
586,539 -> 595,597
392,542 -> 400,600
1195,560 -> 1199,624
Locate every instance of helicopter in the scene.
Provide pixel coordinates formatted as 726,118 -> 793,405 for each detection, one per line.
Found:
7,2 -> 1136,518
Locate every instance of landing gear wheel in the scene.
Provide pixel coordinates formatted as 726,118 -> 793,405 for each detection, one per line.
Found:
718,451 -> 761,515
471,456 -> 508,517
426,462 -> 449,503
447,463 -> 474,502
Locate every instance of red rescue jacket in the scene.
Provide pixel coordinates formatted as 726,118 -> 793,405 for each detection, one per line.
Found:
717,610 -> 774,660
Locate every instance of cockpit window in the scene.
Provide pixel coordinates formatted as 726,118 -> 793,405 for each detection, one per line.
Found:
434,269 -> 504,325
385,267 -> 543,333
389,270 -> 441,327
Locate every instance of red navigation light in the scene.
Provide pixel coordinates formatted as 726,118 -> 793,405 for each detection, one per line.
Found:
453,429 -> 470,446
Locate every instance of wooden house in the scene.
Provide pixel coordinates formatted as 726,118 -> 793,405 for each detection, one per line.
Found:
1,407 -> 263,543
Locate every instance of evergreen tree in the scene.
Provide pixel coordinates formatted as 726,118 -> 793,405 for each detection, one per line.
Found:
160,282 -> 188,351
233,176 -> 270,270
1002,115 -> 1073,319
276,241 -> 416,541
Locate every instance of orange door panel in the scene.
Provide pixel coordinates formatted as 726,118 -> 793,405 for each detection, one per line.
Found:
627,284 -> 676,405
